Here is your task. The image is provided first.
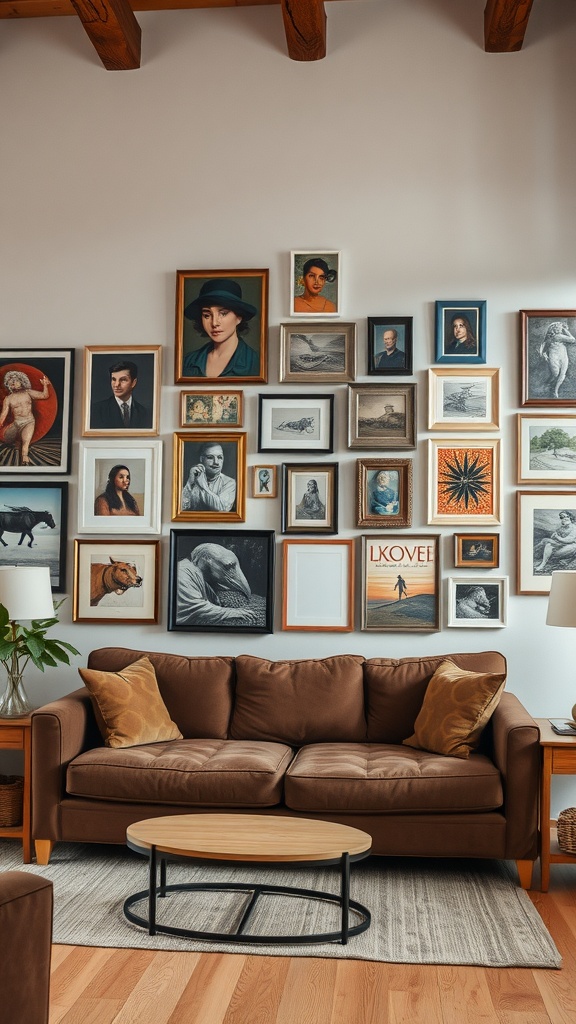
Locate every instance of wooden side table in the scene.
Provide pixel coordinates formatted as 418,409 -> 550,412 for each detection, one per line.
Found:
536,718 -> 576,892
0,716 -> 31,863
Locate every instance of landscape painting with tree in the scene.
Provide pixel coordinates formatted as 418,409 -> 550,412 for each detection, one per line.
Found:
361,534 -> 440,631
517,414 -> 576,484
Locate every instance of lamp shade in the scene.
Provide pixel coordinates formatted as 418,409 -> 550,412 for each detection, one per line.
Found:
546,570 -> 576,628
0,566 -> 54,621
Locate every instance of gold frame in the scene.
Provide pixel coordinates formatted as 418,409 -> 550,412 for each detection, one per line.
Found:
172,431 -> 246,522
252,464 -> 277,498
180,389 -> 244,428
356,458 -> 412,529
428,367 -> 499,431
82,345 -> 161,437
454,533 -> 500,568
347,383 -> 416,450
73,538 -> 160,624
279,322 -> 356,383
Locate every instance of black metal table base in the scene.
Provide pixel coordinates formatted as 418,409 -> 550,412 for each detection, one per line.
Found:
124,847 -> 371,946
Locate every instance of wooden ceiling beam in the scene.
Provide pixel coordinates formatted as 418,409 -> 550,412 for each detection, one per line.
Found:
484,0 -> 534,53
280,0 -> 326,61
69,0 -> 141,68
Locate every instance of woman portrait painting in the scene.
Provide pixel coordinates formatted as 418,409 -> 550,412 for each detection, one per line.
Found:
369,469 -> 399,516
94,464 -> 141,517
445,313 -> 478,356
177,273 -> 267,384
295,478 -> 326,520
292,253 -> 339,316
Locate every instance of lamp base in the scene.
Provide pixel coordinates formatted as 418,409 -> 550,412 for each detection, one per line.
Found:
0,670 -> 34,718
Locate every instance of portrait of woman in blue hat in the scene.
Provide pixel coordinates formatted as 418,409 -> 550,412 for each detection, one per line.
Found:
175,270 -> 268,383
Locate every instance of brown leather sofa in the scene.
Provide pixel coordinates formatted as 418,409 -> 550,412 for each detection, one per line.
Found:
0,871 -> 53,1024
31,648 -> 540,888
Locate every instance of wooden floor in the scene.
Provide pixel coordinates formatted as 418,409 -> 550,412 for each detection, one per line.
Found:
48,863 -> 576,1024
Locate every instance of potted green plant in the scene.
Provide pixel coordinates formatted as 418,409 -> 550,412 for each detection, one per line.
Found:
0,600 -> 80,718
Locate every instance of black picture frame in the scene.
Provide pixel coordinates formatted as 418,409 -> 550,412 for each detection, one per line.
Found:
0,481 -> 68,591
258,393 -> 334,454
168,528 -> 275,633
0,349 -> 74,473
281,462 -> 338,534
367,317 -> 413,376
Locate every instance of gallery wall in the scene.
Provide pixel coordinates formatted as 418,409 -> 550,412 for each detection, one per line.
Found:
1,1 -> 576,813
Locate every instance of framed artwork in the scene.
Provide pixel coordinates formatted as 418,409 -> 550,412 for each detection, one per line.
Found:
174,269 -> 268,384
367,317 -> 413,376
447,576 -> 508,628
281,463 -> 338,534
168,528 -> 275,633
435,301 -> 486,364
282,539 -> 354,631
454,533 -> 500,569
77,440 -> 162,535
361,533 -> 440,632
0,481 -> 68,591
252,465 -> 277,498
290,251 -> 340,317
517,491 -> 576,594
82,345 -> 161,437
428,439 -> 501,525
347,383 -> 416,450
258,394 -> 334,454
172,431 -> 246,523
521,310 -> 576,406
180,389 -> 243,428
0,349 -> 74,473
428,367 -> 499,431
517,413 -> 576,484
356,458 -> 412,529
279,322 -> 355,383
73,539 -> 160,624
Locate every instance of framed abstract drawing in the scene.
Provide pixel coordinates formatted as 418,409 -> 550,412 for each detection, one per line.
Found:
454,533 -> 500,569
281,462 -> 338,534
174,269 -> 268,384
521,310 -> 576,406
73,539 -> 160,624
435,301 -> 486,364
252,465 -> 277,498
0,349 -> 74,473
355,458 -> 412,529
428,367 -> 499,431
447,576 -> 508,628
78,440 -> 162,535
0,481 -> 68,591
172,431 -> 246,523
82,345 -> 161,437
290,251 -> 340,317
427,439 -> 501,525
258,394 -> 334,455
517,491 -> 576,594
347,383 -> 416,450
279,322 -> 355,383
517,413 -> 576,484
282,539 -> 354,631
367,316 -> 413,376
361,533 -> 440,632
180,389 -> 243,428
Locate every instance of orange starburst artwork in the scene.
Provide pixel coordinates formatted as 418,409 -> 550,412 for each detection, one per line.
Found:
436,447 -> 494,516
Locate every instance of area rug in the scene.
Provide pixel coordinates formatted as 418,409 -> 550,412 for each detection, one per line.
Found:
0,841 -> 561,968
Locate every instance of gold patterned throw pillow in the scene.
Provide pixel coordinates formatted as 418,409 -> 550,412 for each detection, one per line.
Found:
79,655 -> 182,749
402,659 -> 506,759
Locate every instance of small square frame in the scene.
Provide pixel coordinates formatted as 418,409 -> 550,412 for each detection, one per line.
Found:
282,538 -> 354,631
347,383 -> 416,449
428,438 -> 501,525
521,310 -> 576,406
78,440 -> 162,535
281,463 -> 338,534
82,345 -> 161,437
428,367 -> 499,430
252,465 -> 277,498
454,533 -> 500,569
517,490 -> 576,594
172,431 -> 246,523
290,251 -> 341,317
73,539 -> 160,624
367,317 -> 413,376
435,301 -> 487,364
355,458 -> 412,529
279,322 -> 355,383
258,394 -> 334,454
447,576 -> 508,628
180,389 -> 243,428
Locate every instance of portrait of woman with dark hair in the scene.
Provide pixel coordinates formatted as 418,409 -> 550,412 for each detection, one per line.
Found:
445,313 -> 478,356
292,253 -> 339,315
94,464 -> 140,517
182,278 -> 260,379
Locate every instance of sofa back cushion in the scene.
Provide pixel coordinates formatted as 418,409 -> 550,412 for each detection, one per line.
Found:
364,651 -> 508,743
87,648 -> 235,739
230,655 -> 367,745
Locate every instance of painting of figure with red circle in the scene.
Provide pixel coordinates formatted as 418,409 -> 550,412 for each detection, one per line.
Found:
0,351 -> 74,473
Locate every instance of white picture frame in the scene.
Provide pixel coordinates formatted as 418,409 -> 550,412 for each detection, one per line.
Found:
447,576 -> 508,628
428,367 -> 500,431
77,440 -> 162,535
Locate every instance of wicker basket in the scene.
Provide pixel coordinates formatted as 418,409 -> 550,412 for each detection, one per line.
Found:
0,775 -> 23,827
557,807 -> 576,855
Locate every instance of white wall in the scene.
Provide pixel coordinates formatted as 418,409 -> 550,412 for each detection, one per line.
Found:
1,0 -> 576,802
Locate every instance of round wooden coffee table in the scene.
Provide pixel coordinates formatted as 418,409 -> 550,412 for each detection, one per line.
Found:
125,813 -> 372,945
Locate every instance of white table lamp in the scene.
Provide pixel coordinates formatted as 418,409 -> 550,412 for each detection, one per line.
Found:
546,570 -> 576,722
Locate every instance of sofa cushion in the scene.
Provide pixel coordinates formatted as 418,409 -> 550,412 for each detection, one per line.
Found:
230,655 -> 367,745
403,659 -> 506,759
78,656 -> 182,749
66,739 -> 294,807
284,743 -> 503,813
87,648 -> 235,739
364,651 -> 508,743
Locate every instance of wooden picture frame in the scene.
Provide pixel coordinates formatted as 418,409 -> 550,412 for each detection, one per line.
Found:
258,394 -> 334,454
172,431 -> 246,523
279,322 -> 355,383
428,367 -> 500,430
447,576 -> 508,628
428,438 -> 501,525
0,481 -> 68,591
521,310 -> 576,406
517,491 -> 576,594
454,533 -> 500,569
282,538 -> 354,631
347,383 -> 416,450
0,348 -> 74,473
361,533 -> 440,632
174,269 -> 268,384
168,528 -> 275,633
435,300 -> 487,364
281,462 -> 338,534
367,316 -> 413,376
290,251 -> 341,317
356,458 -> 412,529
180,389 -> 243,428
517,413 -> 576,484
252,465 -> 277,498
73,539 -> 160,624
78,440 -> 162,535
82,345 -> 161,437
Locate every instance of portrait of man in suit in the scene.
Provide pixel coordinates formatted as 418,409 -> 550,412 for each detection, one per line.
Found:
89,359 -> 153,431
